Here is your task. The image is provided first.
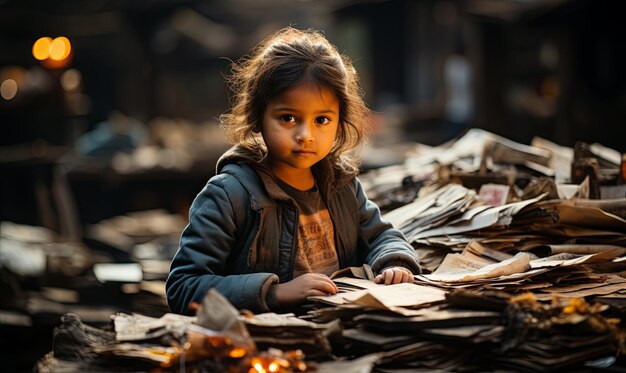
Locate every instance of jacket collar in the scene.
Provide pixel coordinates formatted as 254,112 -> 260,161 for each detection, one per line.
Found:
216,145 -> 355,202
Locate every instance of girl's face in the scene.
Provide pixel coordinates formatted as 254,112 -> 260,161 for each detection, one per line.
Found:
261,83 -> 339,189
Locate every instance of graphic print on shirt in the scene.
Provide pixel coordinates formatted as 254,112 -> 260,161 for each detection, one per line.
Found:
292,208 -> 339,277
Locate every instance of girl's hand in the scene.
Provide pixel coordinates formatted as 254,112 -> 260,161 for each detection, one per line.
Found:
274,273 -> 338,306
375,267 -> 414,285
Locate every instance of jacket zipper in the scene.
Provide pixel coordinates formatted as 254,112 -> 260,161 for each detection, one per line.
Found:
287,206 -> 299,281
327,194 -> 346,269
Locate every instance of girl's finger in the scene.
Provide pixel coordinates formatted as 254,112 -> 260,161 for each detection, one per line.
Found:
322,280 -> 338,294
307,289 -> 329,298
385,270 -> 393,285
402,271 -> 412,283
395,269 -> 405,284
325,277 -> 338,292
313,279 -> 337,294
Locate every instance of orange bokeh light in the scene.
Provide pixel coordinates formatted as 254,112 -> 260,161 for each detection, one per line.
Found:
32,37 -> 52,60
49,37 -> 71,61
32,36 -> 72,68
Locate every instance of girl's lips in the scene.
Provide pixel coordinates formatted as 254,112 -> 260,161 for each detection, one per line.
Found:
292,150 -> 315,155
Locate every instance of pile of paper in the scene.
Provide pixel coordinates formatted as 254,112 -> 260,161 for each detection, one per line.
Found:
311,283 -> 624,371
361,128 -> 624,211
415,243 -> 625,298
306,277 -> 497,371
0,219 -> 171,334
241,312 -> 340,360
37,290 -> 257,372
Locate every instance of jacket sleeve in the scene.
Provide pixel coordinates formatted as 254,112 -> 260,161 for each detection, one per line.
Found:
166,175 -> 278,315
354,177 -> 422,275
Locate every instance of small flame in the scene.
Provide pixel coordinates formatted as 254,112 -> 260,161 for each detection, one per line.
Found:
248,356 -> 293,373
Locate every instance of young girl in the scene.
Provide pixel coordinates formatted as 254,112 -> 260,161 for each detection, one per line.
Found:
166,27 -> 421,315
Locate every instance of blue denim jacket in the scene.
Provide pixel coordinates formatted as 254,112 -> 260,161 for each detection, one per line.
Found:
166,146 -> 421,315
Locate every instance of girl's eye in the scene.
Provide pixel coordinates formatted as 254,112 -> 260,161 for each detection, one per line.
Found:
315,116 -> 331,125
280,115 -> 296,123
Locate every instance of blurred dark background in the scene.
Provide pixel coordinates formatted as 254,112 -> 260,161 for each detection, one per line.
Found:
1,0 -> 625,229
1,1 -> 625,370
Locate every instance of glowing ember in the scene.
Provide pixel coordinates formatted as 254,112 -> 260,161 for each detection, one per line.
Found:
247,349 -> 307,373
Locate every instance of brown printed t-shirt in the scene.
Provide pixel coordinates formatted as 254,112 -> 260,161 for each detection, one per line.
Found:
277,179 -> 339,278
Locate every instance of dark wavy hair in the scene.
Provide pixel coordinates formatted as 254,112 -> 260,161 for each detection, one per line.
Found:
220,27 -> 370,175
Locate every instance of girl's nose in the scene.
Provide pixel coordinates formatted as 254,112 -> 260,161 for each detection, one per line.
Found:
295,123 -> 314,143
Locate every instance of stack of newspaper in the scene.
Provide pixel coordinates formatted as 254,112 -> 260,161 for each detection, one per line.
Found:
241,312 -> 340,360
309,274 -> 624,371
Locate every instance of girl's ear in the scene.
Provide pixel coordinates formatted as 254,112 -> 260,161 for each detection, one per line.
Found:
252,125 -> 261,133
